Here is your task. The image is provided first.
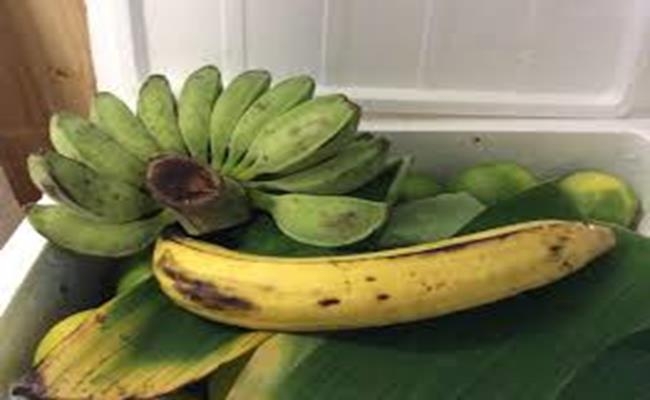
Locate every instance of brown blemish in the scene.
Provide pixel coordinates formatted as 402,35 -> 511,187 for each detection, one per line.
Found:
95,313 -> 107,324
160,256 -> 255,311
426,285 -> 433,292
318,298 -> 341,307
376,293 -> 390,301
11,372 -> 46,399
561,260 -> 574,272
320,211 -> 361,232
365,276 -> 376,282
435,281 -> 447,290
146,155 -> 221,206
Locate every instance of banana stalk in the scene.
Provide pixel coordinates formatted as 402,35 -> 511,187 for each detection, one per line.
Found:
153,220 -> 615,331
146,155 -> 251,235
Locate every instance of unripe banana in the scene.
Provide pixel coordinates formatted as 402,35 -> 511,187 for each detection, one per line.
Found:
153,220 -> 615,331
28,152 -> 159,222
90,92 -> 162,161
210,70 -> 271,169
222,75 -> 315,172
28,205 -> 175,257
178,65 -> 223,163
137,75 -> 188,154
49,112 -> 146,186
235,95 -> 360,180
249,135 -> 389,194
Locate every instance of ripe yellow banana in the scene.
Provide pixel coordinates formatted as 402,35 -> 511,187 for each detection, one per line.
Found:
153,220 -> 615,331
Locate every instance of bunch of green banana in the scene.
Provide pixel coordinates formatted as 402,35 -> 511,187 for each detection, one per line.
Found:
154,219 -> 615,331
27,65 -> 400,257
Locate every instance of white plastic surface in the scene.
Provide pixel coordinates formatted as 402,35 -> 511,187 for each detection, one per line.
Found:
86,0 -> 650,118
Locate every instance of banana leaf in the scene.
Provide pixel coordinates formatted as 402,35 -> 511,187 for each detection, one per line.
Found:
13,280 -> 269,399
225,182 -> 650,399
377,192 -> 485,248
557,328 -> 650,399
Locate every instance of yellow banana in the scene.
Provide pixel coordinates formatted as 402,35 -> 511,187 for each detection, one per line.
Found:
153,220 -> 615,331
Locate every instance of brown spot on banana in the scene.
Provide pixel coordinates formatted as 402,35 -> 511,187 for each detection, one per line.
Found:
11,371 -> 46,399
376,294 -> 390,301
159,253 -> 256,312
318,298 -> 341,307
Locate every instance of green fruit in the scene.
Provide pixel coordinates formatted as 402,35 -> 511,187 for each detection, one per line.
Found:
236,95 -> 360,180
223,74 -> 315,172
210,70 -> 271,168
28,205 -> 175,257
396,172 -> 442,202
250,134 -> 389,194
28,151 -> 159,223
33,309 -> 95,365
248,190 -> 388,247
50,112 -> 147,186
138,75 -> 188,154
90,92 -> 163,161
558,170 -> 639,227
178,65 -> 223,163
450,161 -> 538,205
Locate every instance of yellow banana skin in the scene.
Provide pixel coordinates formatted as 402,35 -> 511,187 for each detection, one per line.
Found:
153,220 -> 615,332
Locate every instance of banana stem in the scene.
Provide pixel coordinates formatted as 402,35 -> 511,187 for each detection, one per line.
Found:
146,155 -> 251,235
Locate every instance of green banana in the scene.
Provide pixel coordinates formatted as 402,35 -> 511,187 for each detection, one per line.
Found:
137,75 -> 188,154
27,205 -> 175,257
178,65 -> 223,163
222,75 -> 315,172
249,190 -> 388,247
249,134 -> 389,194
235,95 -> 360,180
49,112 -> 146,186
210,70 -> 271,169
90,92 -> 162,161
28,152 -> 158,222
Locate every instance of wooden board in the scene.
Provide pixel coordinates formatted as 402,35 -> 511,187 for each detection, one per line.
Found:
0,0 -> 95,205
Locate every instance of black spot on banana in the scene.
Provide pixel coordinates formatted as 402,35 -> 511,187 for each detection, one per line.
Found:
153,220 -> 616,331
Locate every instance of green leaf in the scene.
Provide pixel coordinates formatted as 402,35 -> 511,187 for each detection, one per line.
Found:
227,183 -> 650,399
378,192 -> 485,248
224,334 -> 324,400
15,280 -> 268,399
557,328 -> 650,399
460,181 -> 583,234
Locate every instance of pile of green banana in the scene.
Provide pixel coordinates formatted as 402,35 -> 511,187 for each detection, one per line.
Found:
27,66 -> 401,257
